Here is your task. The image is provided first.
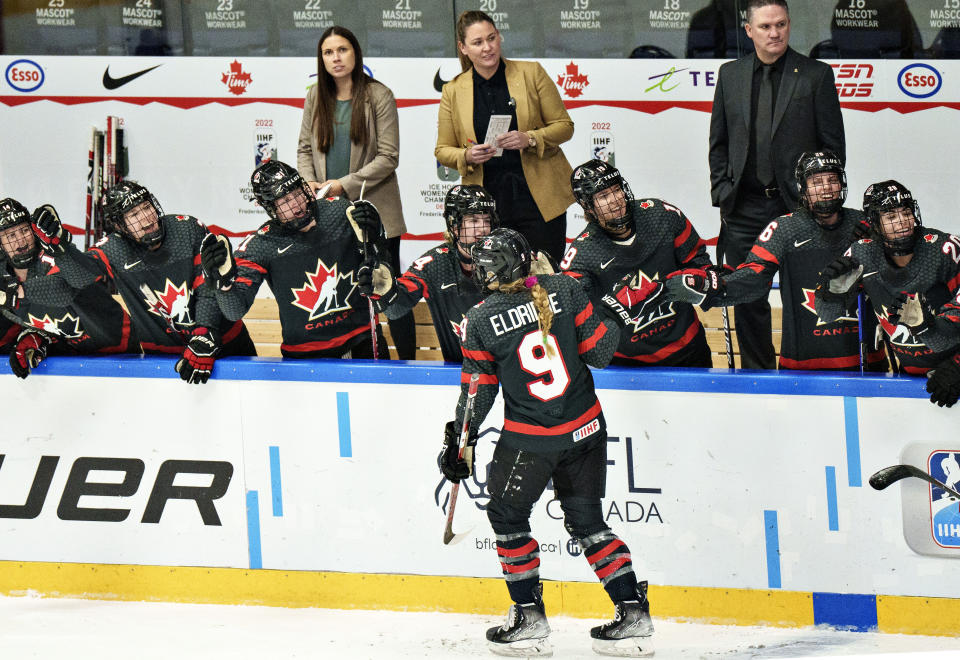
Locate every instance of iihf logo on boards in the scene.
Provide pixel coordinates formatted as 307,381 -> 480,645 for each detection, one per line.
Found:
591,126 -> 614,166
929,452 -> 960,548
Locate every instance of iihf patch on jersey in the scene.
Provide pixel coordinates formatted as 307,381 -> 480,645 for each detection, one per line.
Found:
291,258 -> 358,321
572,417 -> 601,442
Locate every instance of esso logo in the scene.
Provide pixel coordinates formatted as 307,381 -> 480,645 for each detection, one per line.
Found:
898,63 -> 942,99
5,59 -> 45,92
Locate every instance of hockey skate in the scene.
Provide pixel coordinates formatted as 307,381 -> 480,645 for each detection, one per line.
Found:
486,583 -> 552,657
590,581 -> 654,657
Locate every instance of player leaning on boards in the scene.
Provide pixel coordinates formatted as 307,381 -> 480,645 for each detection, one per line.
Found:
358,184 -> 496,362
44,182 -> 256,384
440,228 -> 656,658
561,159 -> 714,368
815,181 -> 960,375
200,160 -> 387,359
662,151 -> 887,371
0,198 -> 137,379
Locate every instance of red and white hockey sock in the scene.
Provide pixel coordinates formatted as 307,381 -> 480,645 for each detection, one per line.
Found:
496,531 -> 540,604
580,529 -> 638,603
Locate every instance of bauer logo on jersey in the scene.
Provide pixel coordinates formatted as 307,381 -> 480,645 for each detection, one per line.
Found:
140,280 -> 194,326
929,452 -> 960,549
591,130 -> 614,166
26,312 -> 85,339
291,258 -> 358,321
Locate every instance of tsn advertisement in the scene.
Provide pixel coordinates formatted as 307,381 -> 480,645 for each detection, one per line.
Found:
0,361 -> 956,600
2,56 -> 960,270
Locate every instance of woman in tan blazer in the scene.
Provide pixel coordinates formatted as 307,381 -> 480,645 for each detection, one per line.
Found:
435,11 -> 575,263
297,25 -> 414,358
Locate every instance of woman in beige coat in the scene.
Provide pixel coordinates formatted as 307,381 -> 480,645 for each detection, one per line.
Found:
297,25 -> 414,359
435,10 -> 575,263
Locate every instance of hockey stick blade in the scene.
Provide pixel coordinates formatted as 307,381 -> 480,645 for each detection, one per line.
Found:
869,464 -> 960,500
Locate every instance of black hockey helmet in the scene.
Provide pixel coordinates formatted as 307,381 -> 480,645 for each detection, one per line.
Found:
0,197 -> 38,267
102,180 -> 165,248
795,151 -> 847,223
570,159 -> 634,234
471,228 -> 533,289
862,180 -> 921,257
250,160 -> 316,231
443,184 -> 500,261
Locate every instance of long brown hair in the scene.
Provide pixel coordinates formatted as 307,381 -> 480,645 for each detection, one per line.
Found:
313,26 -> 371,153
455,10 -> 498,73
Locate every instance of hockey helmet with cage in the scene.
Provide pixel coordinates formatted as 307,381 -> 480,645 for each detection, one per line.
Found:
443,184 -> 500,261
795,151 -> 847,223
570,159 -> 634,234
0,197 -> 38,267
862,180 -> 921,257
471,228 -> 533,289
102,181 -> 165,248
250,160 -> 317,231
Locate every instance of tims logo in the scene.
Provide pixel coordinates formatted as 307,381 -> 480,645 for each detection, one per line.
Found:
221,59 -> 251,96
556,61 -> 589,99
291,258 -> 357,320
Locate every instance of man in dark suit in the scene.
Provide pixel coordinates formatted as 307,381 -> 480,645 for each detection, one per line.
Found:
708,0 -> 845,369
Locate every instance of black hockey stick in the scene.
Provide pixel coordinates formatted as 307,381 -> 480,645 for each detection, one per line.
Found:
443,372 -> 480,545
857,292 -> 866,374
869,464 -> 960,500
715,226 -> 734,368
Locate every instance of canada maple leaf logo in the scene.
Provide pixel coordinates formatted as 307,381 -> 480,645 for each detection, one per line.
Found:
291,258 -> 357,321
140,279 -> 194,326
221,60 -> 252,96
26,312 -> 85,339
800,287 -> 856,324
556,61 -> 589,99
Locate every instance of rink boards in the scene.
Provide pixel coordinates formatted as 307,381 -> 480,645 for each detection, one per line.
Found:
0,357 -> 957,636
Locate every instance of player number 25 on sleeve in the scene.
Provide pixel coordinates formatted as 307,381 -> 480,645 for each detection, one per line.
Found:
518,331 -> 570,402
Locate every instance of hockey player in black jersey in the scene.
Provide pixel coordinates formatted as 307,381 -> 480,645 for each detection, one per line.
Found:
359,184 -> 495,362
0,198 -> 138,379
440,228 -> 654,658
815,181 -> 960,374
562,159 -> 713,367
199,160 -> 387,359
46,181 -> 256,384
663,151 -> 887,371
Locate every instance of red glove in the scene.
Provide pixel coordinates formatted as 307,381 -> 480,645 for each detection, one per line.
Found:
10,330 -> 49,379
175,327 -> 219,384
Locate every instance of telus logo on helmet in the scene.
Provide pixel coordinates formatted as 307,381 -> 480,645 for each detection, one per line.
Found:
0,456 -> 233,525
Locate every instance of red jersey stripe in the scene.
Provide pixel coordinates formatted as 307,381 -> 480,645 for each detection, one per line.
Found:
462,372 -> 498,385
578,322 -> 607,354
504,399 -> 602,436
614,319 -> 701,363
673,220 -> 692,248
778,349 -> 886,370
282,324 -> 367,353
404,273 -> 429,300
575,302 -> 594,327
749,244 -> 779,266
236,258 -> 267,274
89,248 -> 115,280
462,348 -> 494,361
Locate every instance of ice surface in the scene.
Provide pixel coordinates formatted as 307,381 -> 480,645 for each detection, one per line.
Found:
0,595 -> 957,659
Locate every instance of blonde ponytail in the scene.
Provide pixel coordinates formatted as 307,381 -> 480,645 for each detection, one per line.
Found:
491,275 -> 555,357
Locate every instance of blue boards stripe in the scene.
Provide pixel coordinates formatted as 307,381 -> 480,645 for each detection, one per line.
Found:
246,490 -> 262,569
337,392 -> 352,457
843,397 -> 862,487
825,466 -> 839,531
764,510 -> 781,589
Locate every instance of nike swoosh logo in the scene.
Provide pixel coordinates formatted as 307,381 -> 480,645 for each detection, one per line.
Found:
124,260 -> 141,270
600,258 -> 615,269
433,69 -> 449,93
277,244 -> 293,254
102,64 -> 162,90
794,238 -> 812,247
441,283 -> 457,290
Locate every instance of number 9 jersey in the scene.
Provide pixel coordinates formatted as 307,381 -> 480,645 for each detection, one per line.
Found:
457,273 -> 620,453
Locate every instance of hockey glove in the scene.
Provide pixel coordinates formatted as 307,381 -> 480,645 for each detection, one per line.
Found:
889,292 -> 935,337
663,267 -> 725,309
346,200 -> 384,245
175,327 -> 220,384
356,257 -> 398,314
438,420 -> 477,483
0,266 -> 21,311
852,218 -> 875,242
600,274 -> 663,329
815,256 -> 863,303
927,353 -> 960,408
9,330 -> 49,379
31,204 -> 69,253
199,233 -> 237,291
